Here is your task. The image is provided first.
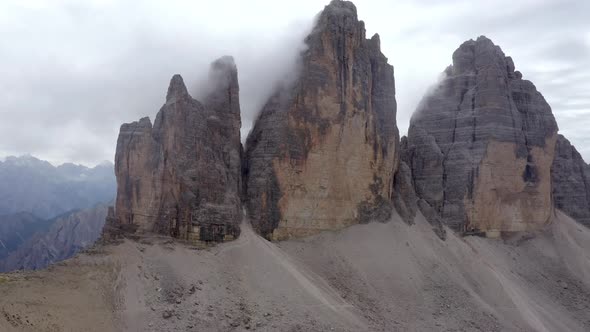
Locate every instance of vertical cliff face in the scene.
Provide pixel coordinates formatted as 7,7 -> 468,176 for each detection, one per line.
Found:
244,0 -> 399,240
552,134 -> 590,227
110,57 -> 242,242
406,36 -> 558,237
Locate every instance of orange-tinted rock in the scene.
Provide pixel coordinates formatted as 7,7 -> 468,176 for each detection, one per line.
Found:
244,0 -> 399,240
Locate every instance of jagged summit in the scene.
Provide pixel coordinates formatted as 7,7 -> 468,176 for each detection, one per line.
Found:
204,55 -> 241,121
446,35 -> 525,81
165,74 -> 189,103
107,56 -> 242,243
210,55 -> 236,72
244,0 -> 399,240
404,36 -> 558,236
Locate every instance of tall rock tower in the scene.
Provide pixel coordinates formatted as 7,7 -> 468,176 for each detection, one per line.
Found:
109,56 -> 242,242
405,36 -> 558,237
244,0 -> 400,240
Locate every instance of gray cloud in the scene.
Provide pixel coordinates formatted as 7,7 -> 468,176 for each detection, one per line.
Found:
1,0 -> 589,165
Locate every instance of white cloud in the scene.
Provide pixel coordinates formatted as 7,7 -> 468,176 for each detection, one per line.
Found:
0,0 -> 589,165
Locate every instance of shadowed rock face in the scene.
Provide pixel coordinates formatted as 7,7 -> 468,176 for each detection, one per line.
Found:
110,57 -> 242,242
406,36 -> 558,236
552,134 -> 590,227
244,0 -> 399,240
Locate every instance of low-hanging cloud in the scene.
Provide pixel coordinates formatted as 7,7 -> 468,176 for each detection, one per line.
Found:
0,0 -> 317,166
1,0 -> 589,165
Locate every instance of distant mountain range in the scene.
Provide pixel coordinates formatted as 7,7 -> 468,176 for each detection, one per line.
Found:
0,203 -> 108,272
0,155 -> 115,219
0,155 -> 115,272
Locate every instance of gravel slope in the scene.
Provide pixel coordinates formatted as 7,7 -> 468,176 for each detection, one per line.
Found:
0,210 -> 588,331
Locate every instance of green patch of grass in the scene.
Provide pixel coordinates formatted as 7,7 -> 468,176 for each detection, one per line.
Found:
0,275 -> 10,284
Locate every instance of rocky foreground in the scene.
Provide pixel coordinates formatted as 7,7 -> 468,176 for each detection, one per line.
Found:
1,210 -> 589,332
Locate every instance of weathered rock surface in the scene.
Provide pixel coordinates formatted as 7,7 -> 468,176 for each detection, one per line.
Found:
552,134 -> 590,227
244,0 -> 399,240
110,56 -> 242,242
393,160 -> 417,225
393,137 -> 417,225
405,36 -> 558,236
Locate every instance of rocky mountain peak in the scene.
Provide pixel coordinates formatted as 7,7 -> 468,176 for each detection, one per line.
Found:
405,36 -> 558,236
321,0 -> 358,20
108,56 -> 242,243
166,74 -> 189,103
306,0 -> 365,59
204,56 -> 240,121
244,0 -> 399,240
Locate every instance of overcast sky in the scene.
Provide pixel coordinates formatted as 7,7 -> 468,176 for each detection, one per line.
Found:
1,0 -> 589,166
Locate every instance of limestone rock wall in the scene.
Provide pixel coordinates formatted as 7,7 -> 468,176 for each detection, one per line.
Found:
111,57 -> 242,242
393,136 -> 417,225
244,0 -> 400,240
552,134 -> 590,227
405,36 -> 558,236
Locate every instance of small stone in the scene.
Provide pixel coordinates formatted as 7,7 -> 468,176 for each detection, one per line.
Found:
162,310 -> 173,319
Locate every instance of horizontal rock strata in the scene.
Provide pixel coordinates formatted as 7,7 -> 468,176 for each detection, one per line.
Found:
552,134 -> 590,227
405,36 -> 558,237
